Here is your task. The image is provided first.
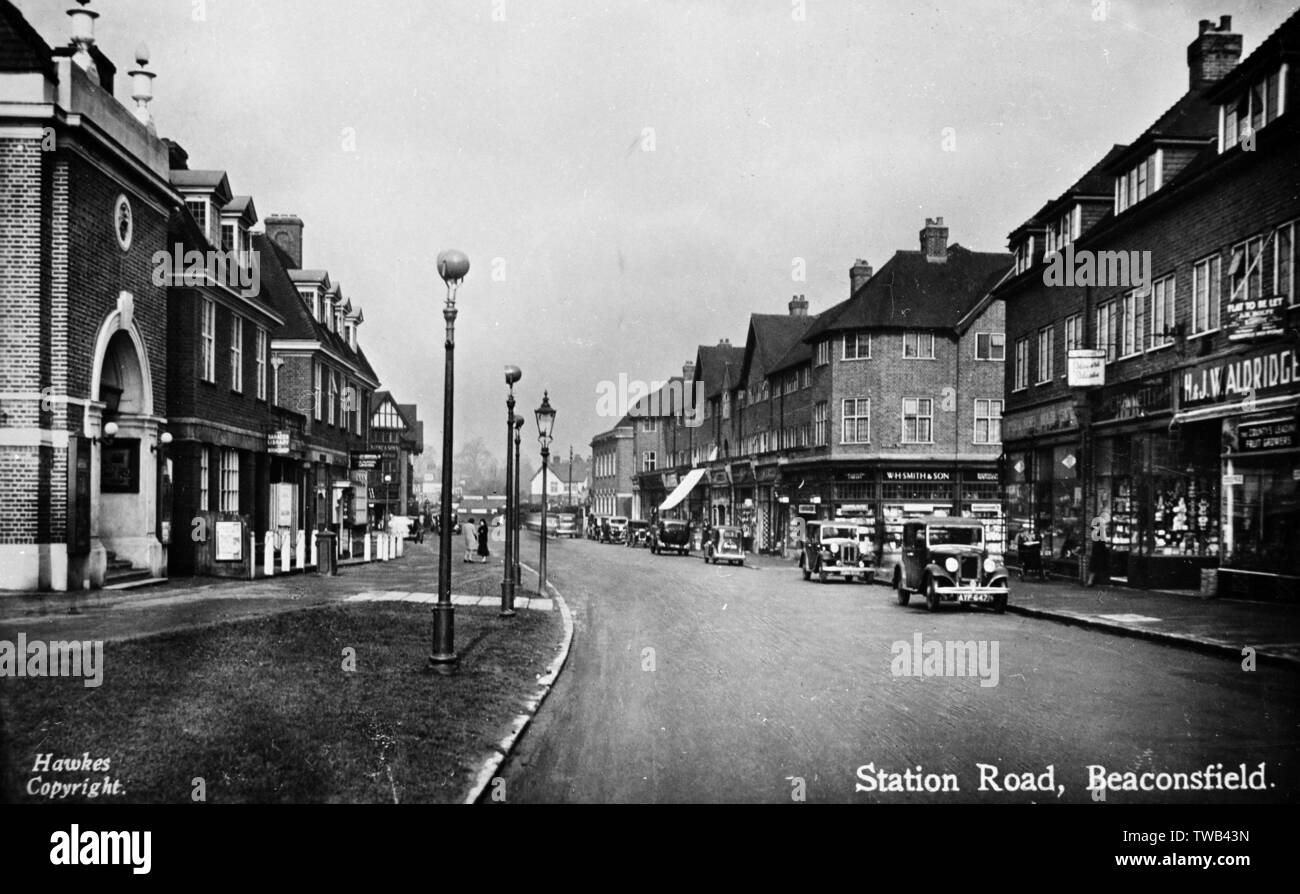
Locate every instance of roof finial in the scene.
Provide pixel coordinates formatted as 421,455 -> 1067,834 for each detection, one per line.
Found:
67,0 -> 100,84
128,42 -> 157,133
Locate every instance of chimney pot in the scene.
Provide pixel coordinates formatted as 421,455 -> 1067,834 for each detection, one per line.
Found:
1187,14 -> 1242,90
789,293 -> 809,316
920,217 -> 950,263
850,258 -> 874,295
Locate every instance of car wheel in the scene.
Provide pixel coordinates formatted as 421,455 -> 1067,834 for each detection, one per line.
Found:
818,567 -> 828,584
895,572 -> 910,606
993,592 -> 1007,614
925,577 -> 940,613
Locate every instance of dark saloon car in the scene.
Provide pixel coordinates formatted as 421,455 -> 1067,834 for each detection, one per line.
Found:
626,520 -> 652,548
894,517 -> 1009,613
650,519 -> 692,555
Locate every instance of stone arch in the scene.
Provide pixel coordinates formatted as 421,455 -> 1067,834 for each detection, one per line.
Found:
90,295 -> 153,418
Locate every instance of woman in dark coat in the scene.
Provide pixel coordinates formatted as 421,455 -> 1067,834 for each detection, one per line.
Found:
476,519 -> 490,562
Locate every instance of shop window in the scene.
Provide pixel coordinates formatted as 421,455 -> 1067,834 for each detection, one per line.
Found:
1224,463 -> 1299,573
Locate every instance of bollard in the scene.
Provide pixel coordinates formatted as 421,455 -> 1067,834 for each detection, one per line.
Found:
296,530 -> 306,571
379,532 -> 388,561
311,530 -> 319,568
396,535 -> 405,558
264,531 -> 275,577
281,530 -> 291,574
364,531 -> 372,562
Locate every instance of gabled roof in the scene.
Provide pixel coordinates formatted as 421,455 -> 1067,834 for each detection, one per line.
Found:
171,169 -> 232,198
737,313 -> 816,385
798,244 -> 1011,345
629,376 -> 686,417
1103,92 -> 1218,173
0,0 -> 55,77
221,195 -> 258,224
1038,144 -> 1130,218
693,343 -> 745,399
288,269 -> 331,286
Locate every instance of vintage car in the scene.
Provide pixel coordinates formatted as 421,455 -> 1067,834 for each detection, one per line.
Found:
556,513 -> 580,538
626,519 -> 652,548
602,516 -> 629,544
651,519 -> 692,555
894,516 -> 1009,613
800,520 -> 872,583
588,516 -> 607,540
703,525 -> 745,565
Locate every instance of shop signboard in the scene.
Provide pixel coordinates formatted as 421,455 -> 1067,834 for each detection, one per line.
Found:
267,430 -> 291,454
1067,349 -> 1107,388
215,520 -> 243,561
882,469 -> 952,482
1181,345 -> 1300,410
1225,291 -> 1285,342
1237,418 -> 1297,453
1002,399 -> 1078,442
1095,376 -> 1172,423
350,451 -> 381,471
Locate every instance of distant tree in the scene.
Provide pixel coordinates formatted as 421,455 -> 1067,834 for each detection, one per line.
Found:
455,437 -> 503,493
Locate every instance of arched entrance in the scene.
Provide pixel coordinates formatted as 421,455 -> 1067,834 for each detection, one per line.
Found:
84,303 -> 165,585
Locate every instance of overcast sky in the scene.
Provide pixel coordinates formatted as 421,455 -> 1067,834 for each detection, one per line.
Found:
17,0 -> 1295,464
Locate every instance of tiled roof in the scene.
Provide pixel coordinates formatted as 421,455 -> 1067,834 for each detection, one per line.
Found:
738,313 -> 816,384
1206,9 -> 1300,101
694,343 -> 745,399
171,169 -> 231,193
800,244 -> 1011,343
0,0 -> 54,76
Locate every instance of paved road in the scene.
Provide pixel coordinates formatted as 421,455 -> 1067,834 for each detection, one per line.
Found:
498,535 -> 1300,803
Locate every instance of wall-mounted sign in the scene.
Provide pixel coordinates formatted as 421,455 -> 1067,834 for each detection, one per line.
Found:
1002,399 -> 1078,442
1067,349 -> 1106,388
1237,418 -> 1297,453
1181,346 -> 1300,409
215,520 -> 243,561
100,438 -> 140,493
883,470 -> 952,482
1222,473 -> 1244,486
1226,292 -> 1285,342
350,451 -> 381,470
1096,376 -> 1172,423
268,430 -> 291,454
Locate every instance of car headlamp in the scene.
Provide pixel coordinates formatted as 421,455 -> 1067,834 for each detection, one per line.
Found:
983,557 -> 997,573
944,557 -> 959,574
831,543 -> 840,554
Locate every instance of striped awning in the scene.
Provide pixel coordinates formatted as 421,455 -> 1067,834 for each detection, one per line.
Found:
658,468 -> 707,512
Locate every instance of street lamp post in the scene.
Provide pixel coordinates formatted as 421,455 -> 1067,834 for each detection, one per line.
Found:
501,366 -> 522,616
568,445 -> 573,507
430,248 -> 469,674
512,414 -> 524,588
534,392 -> 556,596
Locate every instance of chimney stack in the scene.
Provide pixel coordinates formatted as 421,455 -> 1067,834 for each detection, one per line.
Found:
850,259 -> 873,295
718,338 -> 731,347
264,214 -> 304,269
164,139 -> 189,170
920,217 -> 949,263
788,294 -> 809,317
683,360 -> 696,382
1187,16 -> 1241,91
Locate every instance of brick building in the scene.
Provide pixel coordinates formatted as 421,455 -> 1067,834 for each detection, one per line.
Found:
0,3 -> 175,589
590,417 -> 634,517
995,12 -> 1300,596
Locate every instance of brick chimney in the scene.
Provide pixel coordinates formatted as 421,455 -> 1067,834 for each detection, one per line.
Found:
718,338 -> 731,347
164,139 -> 189,170
788,294 -> 809,317
264,214 -> 304,269
1187,16 -> 1241,91
683,360 -> 696,382
850,259 -> 873,295
920,217 -> 948,263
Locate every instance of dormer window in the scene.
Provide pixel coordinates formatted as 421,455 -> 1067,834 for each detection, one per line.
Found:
1222,65 -> 1286,152
1116,153 -> 1161,213
1014,235 -> 1036,274
1044,207 -> 1080,255
185,199 -> 209,237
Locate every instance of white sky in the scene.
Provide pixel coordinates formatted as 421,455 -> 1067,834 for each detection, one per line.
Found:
16,0 -> 1295,463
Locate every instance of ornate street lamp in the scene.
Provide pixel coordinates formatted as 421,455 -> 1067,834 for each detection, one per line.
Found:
512,413 -> 525,588
535,392 -> 556,596
501,365 -> 522,616
430,248 -> 469,673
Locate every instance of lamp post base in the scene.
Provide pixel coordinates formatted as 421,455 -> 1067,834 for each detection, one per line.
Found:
500,580 -> 516,617
428,603 -> 459,673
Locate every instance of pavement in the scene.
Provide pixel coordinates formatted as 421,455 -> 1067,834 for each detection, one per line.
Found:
738,550 -> 1300,668
0,540 -> 548,644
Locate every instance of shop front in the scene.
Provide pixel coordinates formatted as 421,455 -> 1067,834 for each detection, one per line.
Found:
1002,397 -> 1080,572
1174,343 -> 1300,600
708,466 -> 731,525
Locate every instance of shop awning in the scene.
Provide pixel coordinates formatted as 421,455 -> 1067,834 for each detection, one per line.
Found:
658,468 -> 707,512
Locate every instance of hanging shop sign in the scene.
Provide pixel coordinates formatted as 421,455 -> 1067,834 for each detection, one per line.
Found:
350,451 -> 381,471
1067,349 -> 1107,388
1181,346 -> 1300,410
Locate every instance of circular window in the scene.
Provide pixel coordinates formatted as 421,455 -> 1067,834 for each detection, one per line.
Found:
113,194 -> 133,251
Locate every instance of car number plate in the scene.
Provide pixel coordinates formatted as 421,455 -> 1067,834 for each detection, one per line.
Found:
958,593 -> 993,603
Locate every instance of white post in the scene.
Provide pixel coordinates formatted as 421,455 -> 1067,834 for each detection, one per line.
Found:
281,530 -> 291,574
396,534 -> 405,558
264,531 -> 275,577
364,530 -> 372,562
311,530 -> 319,567
296,530 -> 306,571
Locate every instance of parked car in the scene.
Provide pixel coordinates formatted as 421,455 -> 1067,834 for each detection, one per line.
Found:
602,516 -> 629,544
626,519 -> 652,548
556,513 -> 580,538
703,525 -> 745,565
388,515 -> 415,540
588,516 -> 608,540
800,520 -> 871,583
650,518 -> 692,555
894,516 -> 1009,613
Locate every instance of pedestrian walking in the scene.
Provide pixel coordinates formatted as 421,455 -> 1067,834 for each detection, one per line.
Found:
476,519 -> 490,563
462,518 -> 476,562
